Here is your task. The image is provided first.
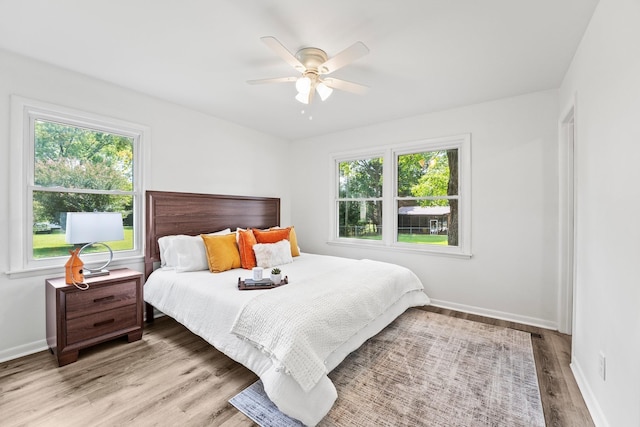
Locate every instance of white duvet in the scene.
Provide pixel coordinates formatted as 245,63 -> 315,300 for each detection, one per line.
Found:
144,253 -> 429,426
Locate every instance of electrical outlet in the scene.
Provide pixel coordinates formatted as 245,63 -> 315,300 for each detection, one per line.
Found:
598,352 -> 606,381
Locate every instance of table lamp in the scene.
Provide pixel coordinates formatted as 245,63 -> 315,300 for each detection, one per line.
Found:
65,212 -> 125,278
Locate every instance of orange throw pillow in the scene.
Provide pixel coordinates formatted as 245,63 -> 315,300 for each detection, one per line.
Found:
201,233 -> 241,273
253,228 -> 290,244
237,228 -> 258,269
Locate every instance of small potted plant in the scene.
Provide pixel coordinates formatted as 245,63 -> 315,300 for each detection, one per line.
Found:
270,268 -> 282,284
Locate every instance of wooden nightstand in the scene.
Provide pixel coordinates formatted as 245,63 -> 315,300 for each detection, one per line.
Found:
46,268 -> 143,366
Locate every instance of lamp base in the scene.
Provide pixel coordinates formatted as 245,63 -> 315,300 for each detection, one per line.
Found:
83,269 -> 111,279
78,242 -> 114,280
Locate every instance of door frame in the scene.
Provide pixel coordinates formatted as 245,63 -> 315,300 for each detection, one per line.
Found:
558,97 -> 577,334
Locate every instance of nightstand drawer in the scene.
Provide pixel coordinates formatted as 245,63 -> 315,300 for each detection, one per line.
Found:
66,280 -> 138,320
66,305 -> 138,345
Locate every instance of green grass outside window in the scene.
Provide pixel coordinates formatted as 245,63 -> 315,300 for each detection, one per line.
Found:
33,227 -> 134,258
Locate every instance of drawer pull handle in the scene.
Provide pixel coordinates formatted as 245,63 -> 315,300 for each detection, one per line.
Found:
94,295 -> 115,303
94,319 -> 115,327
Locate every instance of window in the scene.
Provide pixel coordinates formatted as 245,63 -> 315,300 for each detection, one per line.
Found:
332,134 -> 471,257
337,156 -> 384,240
9,97 -> 147,274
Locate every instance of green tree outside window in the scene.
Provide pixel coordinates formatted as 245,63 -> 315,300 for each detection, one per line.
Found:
32,120 -> 135,258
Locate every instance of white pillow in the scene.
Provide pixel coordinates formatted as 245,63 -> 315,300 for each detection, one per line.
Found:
157,235 -> 181,266
158,229 -> 231,271
252,239 -> 293,269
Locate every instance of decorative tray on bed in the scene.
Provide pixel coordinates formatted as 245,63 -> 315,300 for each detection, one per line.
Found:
237,276 -> 288,290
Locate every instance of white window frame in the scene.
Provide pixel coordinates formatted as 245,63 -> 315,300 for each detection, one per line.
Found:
8,96 -> 149,277
333,150 -> 386,245
330,134 -> 471,258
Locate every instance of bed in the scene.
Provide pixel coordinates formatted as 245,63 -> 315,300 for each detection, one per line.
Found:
143,190 -> 430,426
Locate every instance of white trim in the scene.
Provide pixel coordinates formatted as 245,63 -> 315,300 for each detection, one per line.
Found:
329,134 -> 471,258
8,95 -> 149,274
326,240 -> 472,259
0,309 -> 162,362
331,148 -> 386,244
5,255 -> 143,279
557,94 -> 578,334
570,358 -> 609,427
429,298 -> 557,330
0,339 -> 48,364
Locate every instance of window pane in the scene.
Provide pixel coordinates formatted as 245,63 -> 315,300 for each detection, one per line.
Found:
32,192 -> 134,259
397,149 -> 459,246
397,200 -> 458,246
339,157 -> 383,198
338,200 -> 382,240
397,150 -> 456,197
34,120 -> 133,191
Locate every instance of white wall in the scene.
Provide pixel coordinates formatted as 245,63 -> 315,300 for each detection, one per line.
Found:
559,0 -> 640,425
0,49 -> 291,361
290,90 -> 560,328
4,6 -> 635,421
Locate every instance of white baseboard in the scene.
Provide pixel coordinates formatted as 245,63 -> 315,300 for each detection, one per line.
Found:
0,303 -> 551,364
0,339 -> 48,364
428,298 -> 558,330
0,310 -> 164,364
570,358 -> 609,427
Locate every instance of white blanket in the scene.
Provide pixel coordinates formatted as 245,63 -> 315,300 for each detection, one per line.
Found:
231,259 -> 425,392
144,253 -> 429,426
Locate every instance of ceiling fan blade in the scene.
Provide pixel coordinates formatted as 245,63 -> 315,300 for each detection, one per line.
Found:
322,78 -> 369,95
260,36 -> 305,72
320,41 -> 369,74
247,76 -> 298,85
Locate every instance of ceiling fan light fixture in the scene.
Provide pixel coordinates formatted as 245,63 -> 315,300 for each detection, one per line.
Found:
316,82 -> 333,101
295,77 -> 311,95
250,36 -> 370,105
295,92 -> 310,104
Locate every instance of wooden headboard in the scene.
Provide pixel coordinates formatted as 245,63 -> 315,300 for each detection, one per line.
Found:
144,190 -> 280,279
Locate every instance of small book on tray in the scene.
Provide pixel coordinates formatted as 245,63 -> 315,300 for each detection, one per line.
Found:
243,278 -> 273,287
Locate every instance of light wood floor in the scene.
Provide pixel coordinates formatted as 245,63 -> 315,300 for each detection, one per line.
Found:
0,307 -> 594,426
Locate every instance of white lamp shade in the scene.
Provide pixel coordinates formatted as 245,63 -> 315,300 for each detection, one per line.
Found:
295,92 -> 310,104
65,212 -> 124,244
295,76 -> 311,94
316,82 -> 333,101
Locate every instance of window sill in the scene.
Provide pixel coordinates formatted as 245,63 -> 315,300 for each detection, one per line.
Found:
5,255 -> 144,279
326,239 -> 472,259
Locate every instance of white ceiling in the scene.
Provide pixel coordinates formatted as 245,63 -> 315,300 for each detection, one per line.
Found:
0,0 -> 598,141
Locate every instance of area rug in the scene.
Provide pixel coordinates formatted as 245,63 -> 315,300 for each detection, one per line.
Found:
229,309 -> 545,427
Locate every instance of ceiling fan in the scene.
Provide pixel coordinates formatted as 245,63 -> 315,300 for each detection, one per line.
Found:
247,36 -> 370,105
